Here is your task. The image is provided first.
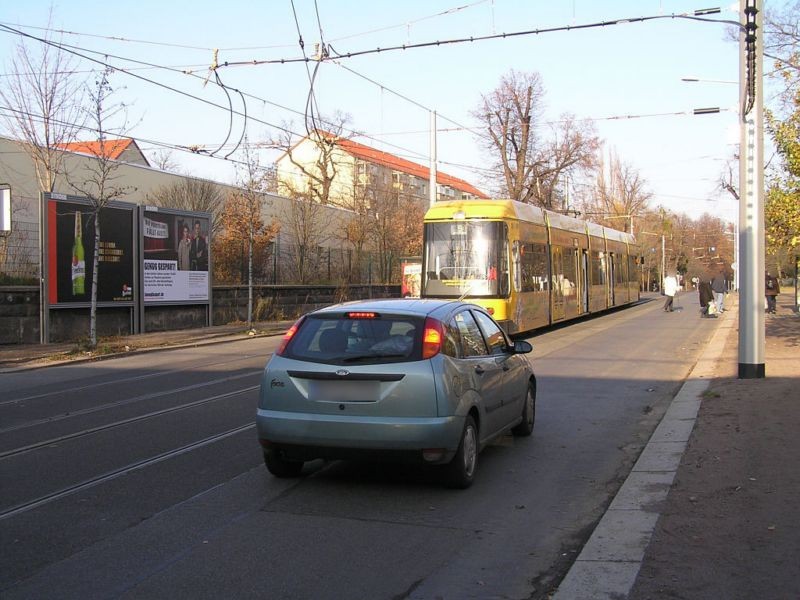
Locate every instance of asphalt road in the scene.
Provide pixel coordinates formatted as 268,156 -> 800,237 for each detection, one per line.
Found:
0,295 -> 719,599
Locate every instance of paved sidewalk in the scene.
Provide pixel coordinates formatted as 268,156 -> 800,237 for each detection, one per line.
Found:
555,290 -> 800,599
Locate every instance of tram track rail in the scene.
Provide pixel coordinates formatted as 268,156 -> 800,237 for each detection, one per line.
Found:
0,422 -> 256,522
0,385 -> 259,462
0,353 -> 266,407
0,371 -> 262,436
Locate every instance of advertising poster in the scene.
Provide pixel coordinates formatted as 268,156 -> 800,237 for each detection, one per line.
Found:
47,197 -> 134,305
401,260 -> 422,297
142,209 -> 210,303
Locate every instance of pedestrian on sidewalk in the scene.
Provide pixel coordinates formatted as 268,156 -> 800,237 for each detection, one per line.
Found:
699,278 -> 716,318
663,273 -> 679,312
765,271 -> 780,314
711,271 -> 726,313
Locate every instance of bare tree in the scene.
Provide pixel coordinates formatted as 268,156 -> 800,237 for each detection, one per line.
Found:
147,148 -> 180,172
474,70 -> 600,208
67,69 -> 133,348
0,12 -> 86,192
270,113 -> 351,206
234,138 -> 275,326
146,177 -> 226,235
765,0 -> 800,110
283,186 -> 327,284
582,150 -> 652,232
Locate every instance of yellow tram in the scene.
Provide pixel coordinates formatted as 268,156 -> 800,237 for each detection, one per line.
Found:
422,199 -> 640,334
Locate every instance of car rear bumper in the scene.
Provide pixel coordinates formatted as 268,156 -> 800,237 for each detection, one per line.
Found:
257,409 -> 464,462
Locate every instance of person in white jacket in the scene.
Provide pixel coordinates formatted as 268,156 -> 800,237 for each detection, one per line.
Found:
663,274 -> 679,312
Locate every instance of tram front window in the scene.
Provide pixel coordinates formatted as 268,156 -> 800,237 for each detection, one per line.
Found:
423,221 -> 505,297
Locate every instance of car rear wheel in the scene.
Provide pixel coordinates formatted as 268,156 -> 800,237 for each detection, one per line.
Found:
264,449 -> 304,477
445,415 -> 478,489
511,381 -> 536,437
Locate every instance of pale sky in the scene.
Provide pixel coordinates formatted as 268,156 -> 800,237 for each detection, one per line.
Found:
1,1 -> 778,225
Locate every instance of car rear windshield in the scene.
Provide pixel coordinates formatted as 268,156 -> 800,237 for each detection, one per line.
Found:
283,314 -> 425,364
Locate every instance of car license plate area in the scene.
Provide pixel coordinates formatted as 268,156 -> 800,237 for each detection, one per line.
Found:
309,380 -> 379,403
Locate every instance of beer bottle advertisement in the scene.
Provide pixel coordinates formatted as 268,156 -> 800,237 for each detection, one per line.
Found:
71,210 -> 86,296
48,198 -> 134,305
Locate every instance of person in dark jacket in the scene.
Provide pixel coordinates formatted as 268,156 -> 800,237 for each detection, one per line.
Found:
765,271 -> 780,314
699,279 -> 716,318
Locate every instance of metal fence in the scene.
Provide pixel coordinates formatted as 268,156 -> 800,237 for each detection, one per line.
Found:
213,241 -> 403,287
0,221 -> 39,284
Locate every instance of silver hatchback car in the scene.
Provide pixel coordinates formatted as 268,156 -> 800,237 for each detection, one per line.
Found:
257,298 -> 535,488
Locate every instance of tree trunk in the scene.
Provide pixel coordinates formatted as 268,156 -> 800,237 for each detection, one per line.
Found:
90,212 -> 100,348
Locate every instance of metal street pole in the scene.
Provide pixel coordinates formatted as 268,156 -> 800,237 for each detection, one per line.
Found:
738,0 -> 765,378
429,110 -> 437,208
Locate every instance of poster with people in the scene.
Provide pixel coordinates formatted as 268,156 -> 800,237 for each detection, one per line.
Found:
401,259 -> 422,298
142,208 -> 210,303
46,194 -> 135,305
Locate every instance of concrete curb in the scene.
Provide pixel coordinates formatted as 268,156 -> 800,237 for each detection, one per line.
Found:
552,304 -> 738,599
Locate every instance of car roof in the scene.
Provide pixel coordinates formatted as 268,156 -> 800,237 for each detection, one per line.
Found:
312,298 -> 480,319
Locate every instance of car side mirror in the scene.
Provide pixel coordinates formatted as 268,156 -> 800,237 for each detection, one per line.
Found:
512,340 -> 533,354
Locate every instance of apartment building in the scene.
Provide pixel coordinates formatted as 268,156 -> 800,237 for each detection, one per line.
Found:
275,131 -> 488,207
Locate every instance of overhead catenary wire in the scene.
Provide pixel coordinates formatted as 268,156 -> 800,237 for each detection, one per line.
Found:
0,1 -> 493,54
213,11 -> 748,68
0,21 -> 435,166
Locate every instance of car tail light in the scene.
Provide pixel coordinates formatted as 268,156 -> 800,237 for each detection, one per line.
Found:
347,311 -> 378,319
275,316 -> 305,356
422,317 -> 444,359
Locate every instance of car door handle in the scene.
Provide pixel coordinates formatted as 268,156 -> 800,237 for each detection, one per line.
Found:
474,365 -> 485,375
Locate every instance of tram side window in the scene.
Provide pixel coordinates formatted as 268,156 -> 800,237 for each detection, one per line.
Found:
520,242 -> 549,292
591,251 -> 605,285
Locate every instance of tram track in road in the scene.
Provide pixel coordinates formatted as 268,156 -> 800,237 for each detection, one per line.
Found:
0,422 -> 256,522
0,352 -> 268,408
0,371 -> 263,436
0,385 -> 259,461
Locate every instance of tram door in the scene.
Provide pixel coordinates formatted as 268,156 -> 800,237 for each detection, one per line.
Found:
608,252 -> 616,306
580,250 -> 589,313
552,246 -> 565,321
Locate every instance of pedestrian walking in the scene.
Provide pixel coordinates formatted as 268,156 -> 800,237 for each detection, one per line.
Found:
699,279 -> 716,318
711,272 -> 726,313
663,273 -> 679,312
765,271 -> 780,314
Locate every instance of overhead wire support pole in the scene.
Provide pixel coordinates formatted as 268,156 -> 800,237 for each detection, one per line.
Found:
430,111 -> 437,208
738,0 -> 765,378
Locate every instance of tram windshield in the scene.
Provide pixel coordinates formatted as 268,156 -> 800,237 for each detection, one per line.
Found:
422,221 -> 507,297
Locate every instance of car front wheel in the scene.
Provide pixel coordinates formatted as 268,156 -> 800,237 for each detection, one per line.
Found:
445,415 -> 478,489
264,449 -> 304,478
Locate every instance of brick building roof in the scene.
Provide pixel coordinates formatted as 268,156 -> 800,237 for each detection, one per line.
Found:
57,138 -> 150,166
334,136 -> 487,198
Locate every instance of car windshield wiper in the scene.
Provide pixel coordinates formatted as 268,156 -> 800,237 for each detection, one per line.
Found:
342,353 -> 408,363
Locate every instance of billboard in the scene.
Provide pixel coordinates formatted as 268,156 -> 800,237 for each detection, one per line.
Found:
46,195 -> 135,305
142,208 -> 210,303
401,259 -> 422,298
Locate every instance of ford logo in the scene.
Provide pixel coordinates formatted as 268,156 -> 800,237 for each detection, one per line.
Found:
336,369 -> 350,377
